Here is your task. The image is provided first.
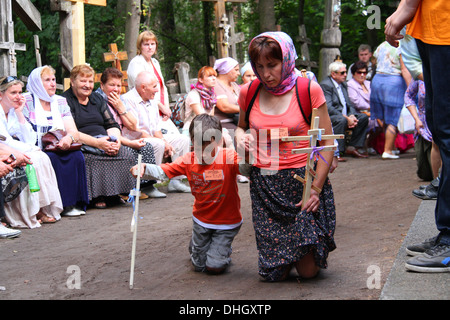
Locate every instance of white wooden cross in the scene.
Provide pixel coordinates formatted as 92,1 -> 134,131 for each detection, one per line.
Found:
281,108 -> 343,209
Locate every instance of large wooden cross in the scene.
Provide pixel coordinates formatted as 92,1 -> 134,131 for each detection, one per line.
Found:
196,0 -> 246,58
94,43 -> 128,93
0,0 -> 41,76
281,108 -> 343,209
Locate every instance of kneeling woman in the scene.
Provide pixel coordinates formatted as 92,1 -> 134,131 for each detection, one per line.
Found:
236,32 -> 337,281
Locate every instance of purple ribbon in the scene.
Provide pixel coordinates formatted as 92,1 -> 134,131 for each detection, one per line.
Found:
310,146 -> 329,165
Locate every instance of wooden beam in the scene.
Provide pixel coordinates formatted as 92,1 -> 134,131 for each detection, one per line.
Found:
12,0 -> 41,31
69,0 -> 106,6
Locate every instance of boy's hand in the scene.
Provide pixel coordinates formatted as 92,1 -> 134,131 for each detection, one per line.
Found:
130,163 -> 146,178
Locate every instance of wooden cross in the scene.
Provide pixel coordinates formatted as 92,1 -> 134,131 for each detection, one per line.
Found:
98,43 -> 129,93
196,0 -> 247,58
0,0 -> 41,76
281,108 -> 343,209
225,11 -> 245,60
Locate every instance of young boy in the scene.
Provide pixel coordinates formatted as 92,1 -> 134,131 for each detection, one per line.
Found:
131,114 -> 247,274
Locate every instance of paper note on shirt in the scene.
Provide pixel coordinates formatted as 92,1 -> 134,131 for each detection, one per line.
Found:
204,170 -> 224,181
270,128 -> 289,140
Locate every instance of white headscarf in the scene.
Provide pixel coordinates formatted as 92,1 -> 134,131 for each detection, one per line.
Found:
214,57 -> 239,75
27,67 -> 55,103
26,66 -> 65,148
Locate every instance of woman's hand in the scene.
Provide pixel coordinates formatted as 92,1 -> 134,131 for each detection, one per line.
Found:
127,138 -> 146,150
56,134 -> 73,150
296,188 -> 321,213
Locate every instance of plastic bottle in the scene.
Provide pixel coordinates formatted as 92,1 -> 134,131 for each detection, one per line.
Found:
25,164 -> 40,193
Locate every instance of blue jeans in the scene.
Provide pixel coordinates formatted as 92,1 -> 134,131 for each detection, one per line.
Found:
416,39 -> 450,245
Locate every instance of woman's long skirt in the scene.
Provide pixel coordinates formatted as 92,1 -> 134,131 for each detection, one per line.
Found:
250,166 -> 336,281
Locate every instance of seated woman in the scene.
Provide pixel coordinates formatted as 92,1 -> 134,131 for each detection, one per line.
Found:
23,66 -> 89,216
240,62 -> 257,85
0,76 -> 63,226
213,57 -> 241,130
347,60 -> 378,155
183,66 -> 217,133
62,64 -> 136,209
96,67 -> 156,200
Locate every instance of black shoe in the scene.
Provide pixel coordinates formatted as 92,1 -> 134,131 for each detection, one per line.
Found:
412,177 -> 439,200
405,243 -> 450,273
406,236 -> 438,256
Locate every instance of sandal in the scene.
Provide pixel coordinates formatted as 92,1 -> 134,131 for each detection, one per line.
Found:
37,214 -> 57,224
94,198 -> 107,209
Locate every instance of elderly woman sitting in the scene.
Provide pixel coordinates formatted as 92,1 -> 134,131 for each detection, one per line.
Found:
62,64 -> 136,209
0,76 -> 63,227
23,66 -> 89,216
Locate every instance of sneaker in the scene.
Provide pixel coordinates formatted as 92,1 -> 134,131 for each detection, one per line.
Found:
0,224 -> 21,239
382,152 -> 399,160
146,185 -> 167,198
412,177 -> 439,200
405,243 -> 450,273
237,175 -> 249,183
168,179 -> 191,193
61,207 -> 82,217
406,236 -> 438,256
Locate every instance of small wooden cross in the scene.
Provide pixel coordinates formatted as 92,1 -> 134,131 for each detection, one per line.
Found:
281,108 -> 343,209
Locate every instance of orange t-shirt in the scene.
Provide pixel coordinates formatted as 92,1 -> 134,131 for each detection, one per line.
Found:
160,148 -> 242,226
238,80 -> 326,170
407,0 -> 450,45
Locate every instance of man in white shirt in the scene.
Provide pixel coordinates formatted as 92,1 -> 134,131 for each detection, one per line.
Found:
121,71 -> 191,194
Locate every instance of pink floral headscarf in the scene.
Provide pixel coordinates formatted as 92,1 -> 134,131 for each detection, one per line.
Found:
249,31 -> 298,95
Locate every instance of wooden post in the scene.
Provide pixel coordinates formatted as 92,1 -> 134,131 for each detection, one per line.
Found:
0,0 -> 41,76
281,108 -> 343,209
296,25 -> 317,71
318,0 -> 341,82
195,0 -> 247,59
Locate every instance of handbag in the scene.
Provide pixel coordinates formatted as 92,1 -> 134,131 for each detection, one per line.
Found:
2,167 -> 28,202
42,130 -> 82,153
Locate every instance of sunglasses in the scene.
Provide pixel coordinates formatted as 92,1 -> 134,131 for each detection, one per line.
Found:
1,76 -> 19,86
356,71 -> 368,75
336,71 -> 347,75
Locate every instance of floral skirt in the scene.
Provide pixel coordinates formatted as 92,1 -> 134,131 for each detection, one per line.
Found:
250,166 -> 336,281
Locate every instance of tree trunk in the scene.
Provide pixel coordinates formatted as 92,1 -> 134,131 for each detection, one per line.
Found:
123,0 -> 141,69
158,0 -> 177,79
258,0 -> 276,33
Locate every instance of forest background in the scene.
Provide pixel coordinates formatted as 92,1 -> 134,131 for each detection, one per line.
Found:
14,0 -> 398,88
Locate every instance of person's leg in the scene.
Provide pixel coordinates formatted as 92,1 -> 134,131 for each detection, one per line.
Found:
190,222 -> 212,272
205,225 -> 241,274
294,250 -> 320,279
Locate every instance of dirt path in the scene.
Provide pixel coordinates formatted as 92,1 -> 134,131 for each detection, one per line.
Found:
0,149 -> 423,300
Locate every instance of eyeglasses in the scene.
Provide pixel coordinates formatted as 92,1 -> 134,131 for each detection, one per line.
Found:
356,71 -> 368,75
1,76 -> 19,86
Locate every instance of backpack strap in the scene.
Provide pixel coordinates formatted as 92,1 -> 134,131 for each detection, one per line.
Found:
244,79 -> 263,127
294,76 -> 312,125
244,77 -> 312,126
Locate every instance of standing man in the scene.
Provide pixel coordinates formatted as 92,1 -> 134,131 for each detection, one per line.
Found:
121,71 -> 191,194
346,44 -> 374,81
385,0 -> 450,273
320,61 -> 369,161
